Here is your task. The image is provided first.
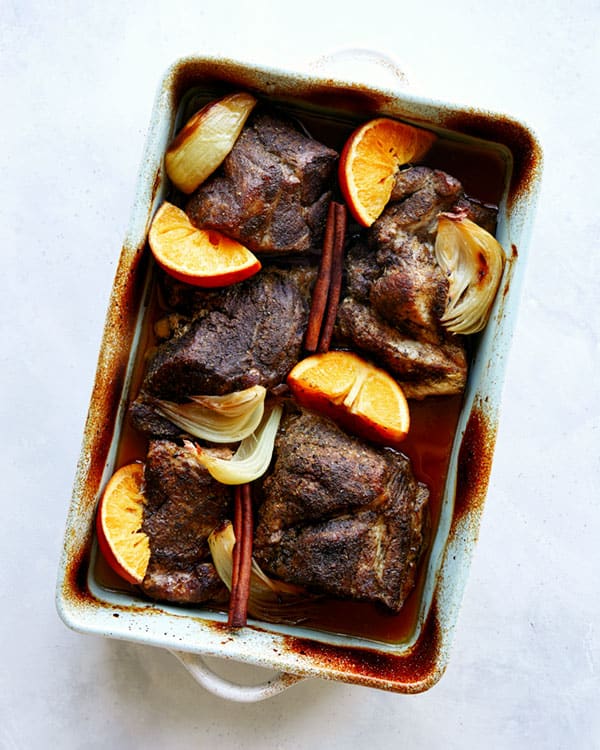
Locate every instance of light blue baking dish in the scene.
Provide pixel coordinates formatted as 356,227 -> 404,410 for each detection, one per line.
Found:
56,54 -> 542,701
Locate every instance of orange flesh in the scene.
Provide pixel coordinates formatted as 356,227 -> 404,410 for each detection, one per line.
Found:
148,202 -> 261,287
287,351 -> 410,447
339,118 -> 436,226
96,463 -> 150,585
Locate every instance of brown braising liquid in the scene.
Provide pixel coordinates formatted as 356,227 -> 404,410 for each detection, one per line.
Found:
94,97 -> 507,643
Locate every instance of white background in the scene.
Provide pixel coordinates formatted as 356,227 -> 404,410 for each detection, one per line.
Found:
1,1 -> 599,747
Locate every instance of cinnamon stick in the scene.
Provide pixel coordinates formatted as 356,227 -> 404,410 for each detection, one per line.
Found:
227,486 -> 243,626
228,483 -> 254,628
317,203 -> 347,353
304,201 -> 336,353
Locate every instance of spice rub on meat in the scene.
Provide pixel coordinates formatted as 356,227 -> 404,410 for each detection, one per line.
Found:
254,410 -> 429,612
140,439 -> 230,604
336,166 -> 497,398
185,111 -> 338,255
130,269 -> 312,437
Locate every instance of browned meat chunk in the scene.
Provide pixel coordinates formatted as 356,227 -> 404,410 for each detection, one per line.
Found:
159,263 -> 317,317
139,440 -> 230,604
361,167 -> 464,344
254,410 -> 429,612
346,236 -> 448,346
388,166 -> 497,235
335,166 -> 494,397
138,270 -> 309,402
336,298 -> 467,399
128,394 -> 183,440
142,562 -> 227,605
185,112 -> 338,255
387,166 -> 463,236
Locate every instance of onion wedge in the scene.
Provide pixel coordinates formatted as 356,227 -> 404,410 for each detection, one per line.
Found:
189,404 -> 283,484
208,522 -> 320,625
165,92 -> 257,194
156,386 -> 266,443
435,211 -> 506,335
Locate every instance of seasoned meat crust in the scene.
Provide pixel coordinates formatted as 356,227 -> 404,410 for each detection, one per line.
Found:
387,166 -> 463,237
128,393 -> 183,440
185,111 -> 338,255
158,263 -> 317,318
388,166 -> 497,235
336,298 -> 467,399
346,236 -> 449,346
139,440 -> 230,604
139,270 -> 309,401
254,410 -> 429,612
359,167 -> 463,345
334,165 -> 494,397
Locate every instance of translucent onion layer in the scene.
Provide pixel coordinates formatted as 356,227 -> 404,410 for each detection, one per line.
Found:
190,404 -> 283,484
156,386 -> 266,444
435,212 -> 506,335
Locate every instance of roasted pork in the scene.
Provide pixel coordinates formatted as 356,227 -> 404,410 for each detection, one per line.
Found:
139,440 -> 230,604
336,166 -> 497,397
185,111 -> 338,255
254,410 -> 429,612
137,269 -> 310,403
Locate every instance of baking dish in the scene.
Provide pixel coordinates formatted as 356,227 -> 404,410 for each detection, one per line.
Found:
56,53 -> 542,701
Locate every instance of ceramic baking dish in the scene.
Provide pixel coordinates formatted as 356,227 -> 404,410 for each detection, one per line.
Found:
56,54 -> 542,701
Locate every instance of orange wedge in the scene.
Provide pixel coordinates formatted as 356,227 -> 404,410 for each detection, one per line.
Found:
287,351 -> 410,447
339,117 -> 436,227
96,463 -> 150,585
148,202 -> 261,287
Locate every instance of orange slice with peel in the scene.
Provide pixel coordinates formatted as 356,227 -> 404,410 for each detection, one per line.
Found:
148,202 -> 261,287
287,351 -> 410,447
96,463 -> 150,585
339,117 -> 436,227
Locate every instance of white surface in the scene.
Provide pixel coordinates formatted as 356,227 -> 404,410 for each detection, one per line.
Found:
1,1 -> 599,747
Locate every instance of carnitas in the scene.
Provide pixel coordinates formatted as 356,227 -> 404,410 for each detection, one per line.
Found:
336,166 -> 497,399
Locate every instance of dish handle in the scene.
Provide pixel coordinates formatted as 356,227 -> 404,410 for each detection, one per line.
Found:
308,48 -> 411,90
170,650 -> 304,702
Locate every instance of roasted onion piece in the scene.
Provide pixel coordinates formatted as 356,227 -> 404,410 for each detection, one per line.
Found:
188,404 -> 283,484
156,386 -> 266,443
208,522 -> 320,625
435,211 -> 506,335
